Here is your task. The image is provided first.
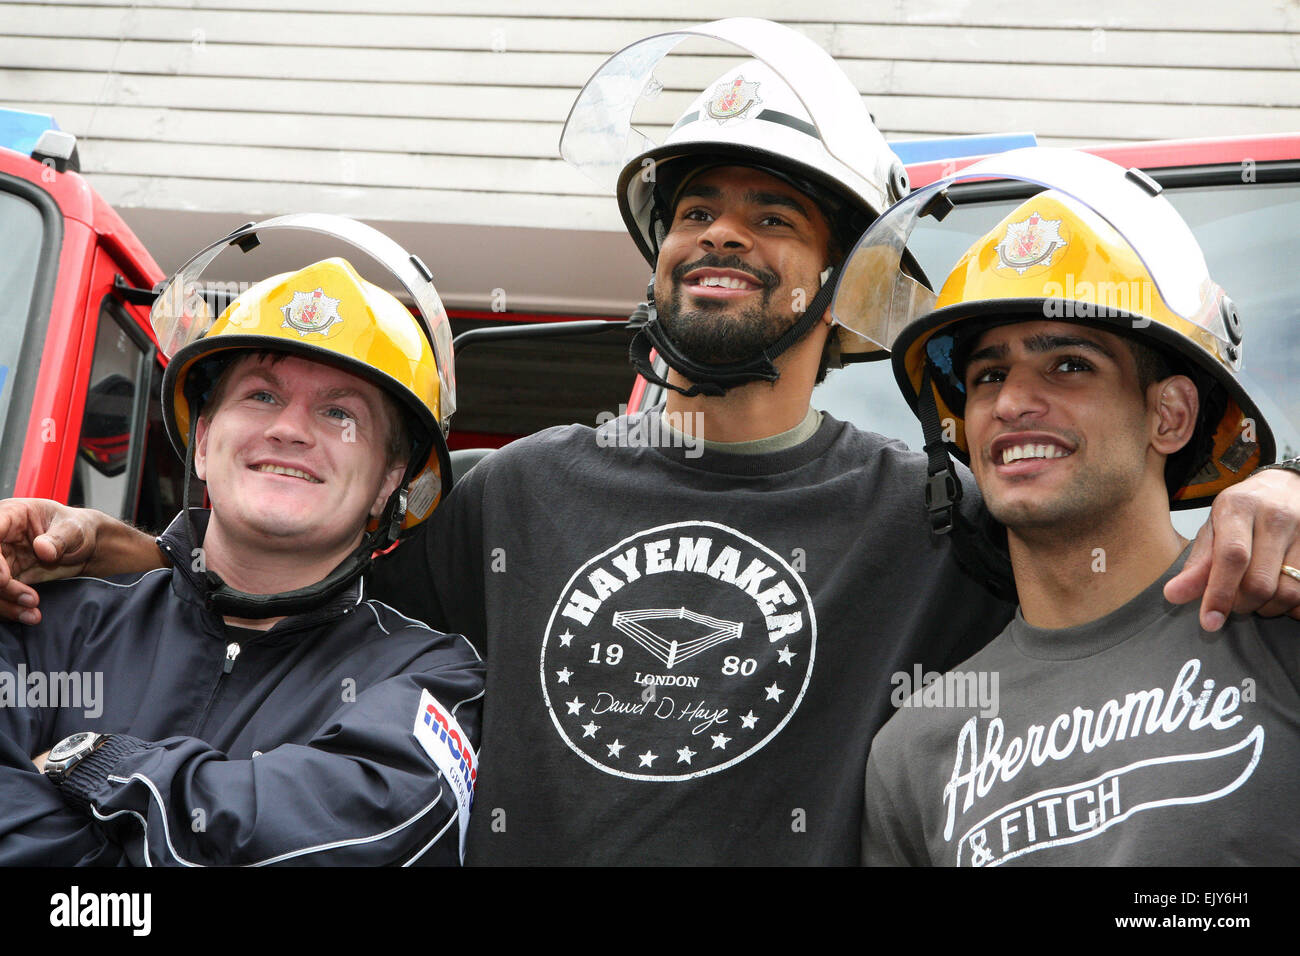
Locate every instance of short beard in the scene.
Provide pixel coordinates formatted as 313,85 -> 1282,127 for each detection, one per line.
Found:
983,456 -> 1144,545
658,255 -> 788,366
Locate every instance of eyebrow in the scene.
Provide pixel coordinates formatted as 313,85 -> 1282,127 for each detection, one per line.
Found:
966,332 -> 1118,365
233,366 -> 283,389
234,367 -> 375,412
677,183 -> 812,220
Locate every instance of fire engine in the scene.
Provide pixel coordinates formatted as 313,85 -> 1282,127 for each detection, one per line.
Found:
0,109 -> 175,531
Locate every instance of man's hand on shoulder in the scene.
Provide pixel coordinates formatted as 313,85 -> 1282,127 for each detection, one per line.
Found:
0,499 -> 99,624
1165,468 -> 1300,630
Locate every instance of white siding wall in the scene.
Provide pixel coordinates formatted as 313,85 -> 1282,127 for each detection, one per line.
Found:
3,0 -> 1297,309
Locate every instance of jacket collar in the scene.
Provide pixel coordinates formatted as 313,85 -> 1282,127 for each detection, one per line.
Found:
156,510 -> 365,634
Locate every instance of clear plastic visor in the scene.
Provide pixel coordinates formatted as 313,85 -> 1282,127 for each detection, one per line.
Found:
151,213 -> 455,429
559,17 -> 870,191
831,147 -> 1231,363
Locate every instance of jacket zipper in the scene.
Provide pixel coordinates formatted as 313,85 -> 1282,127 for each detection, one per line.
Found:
190,641 -> 242,736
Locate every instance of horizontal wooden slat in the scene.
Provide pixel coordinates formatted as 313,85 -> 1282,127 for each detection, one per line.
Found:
0,70 -> 592,121
8,7 -> 1296,70
87,172 -> 625,232
0,37 -> 617,86
44,136 -> 602,195
830,23 -> 1300,68
871,96 -> 1300,140
0,100 -> 577,159
17,0 -> 1300,33
853,61 -> 1300,107
0,5 -> 678,52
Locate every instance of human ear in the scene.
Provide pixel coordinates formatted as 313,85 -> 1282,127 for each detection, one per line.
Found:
193,415 -> 211,482
1150,375 -> 1199,455
370,463 -> 407,518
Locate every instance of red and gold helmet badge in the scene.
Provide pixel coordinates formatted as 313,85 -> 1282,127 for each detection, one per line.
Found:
995,211 -> 1068,276
705,75 -> 762,124
281,287 -> 344,337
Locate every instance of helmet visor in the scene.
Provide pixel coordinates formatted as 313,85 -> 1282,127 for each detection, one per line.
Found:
151,213 -> 456,429
559,17 -> 880,192
831,147 -> 1239,369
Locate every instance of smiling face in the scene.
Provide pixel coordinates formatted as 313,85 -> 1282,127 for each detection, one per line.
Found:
652,165 -> 834,366
961,320 -> 1195,534
193,353 -> 406,559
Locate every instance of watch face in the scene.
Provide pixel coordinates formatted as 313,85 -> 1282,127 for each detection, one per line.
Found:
50,733 -> 94,762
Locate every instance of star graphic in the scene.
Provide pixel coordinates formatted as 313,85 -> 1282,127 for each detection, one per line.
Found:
711,733 -> 731,750
566,697 -> 585,715
765,683 -> 784,702
558,630 -> 574,647
677,747 -> 696,764
582,722 -> 599,738
740,710 -> 758,729
777,646 -> 796,666
555,667 -> 573,684
638,751 -> 658,767
606,739 -> 624,758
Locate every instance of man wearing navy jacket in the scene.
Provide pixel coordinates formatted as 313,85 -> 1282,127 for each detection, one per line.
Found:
0,254 -> 483,866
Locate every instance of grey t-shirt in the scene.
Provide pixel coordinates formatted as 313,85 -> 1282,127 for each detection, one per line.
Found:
864,549 -> 1300,866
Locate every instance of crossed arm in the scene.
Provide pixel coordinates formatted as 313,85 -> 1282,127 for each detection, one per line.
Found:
0,612 -> 484,867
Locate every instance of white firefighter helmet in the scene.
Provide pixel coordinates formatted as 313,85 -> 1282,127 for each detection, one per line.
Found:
615,58 -> 909,268
560,18 -> 911,390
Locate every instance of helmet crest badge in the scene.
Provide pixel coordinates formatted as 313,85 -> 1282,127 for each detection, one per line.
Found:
996,211 -> 1067,274
282,287 -> 343,336
705,75 -> 762,124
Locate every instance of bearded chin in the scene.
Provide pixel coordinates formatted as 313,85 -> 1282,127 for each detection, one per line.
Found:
659,289 -> 792,366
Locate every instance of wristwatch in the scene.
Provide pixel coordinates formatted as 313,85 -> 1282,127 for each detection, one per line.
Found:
43,732 -> 110,784
1257,456 -> 1300,478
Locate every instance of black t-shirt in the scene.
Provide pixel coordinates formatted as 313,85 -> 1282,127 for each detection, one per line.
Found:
370,409 -> 1012,864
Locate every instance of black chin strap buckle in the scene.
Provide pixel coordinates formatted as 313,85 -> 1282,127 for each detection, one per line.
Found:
925,469 -> 959,535
385,489 -> 408,544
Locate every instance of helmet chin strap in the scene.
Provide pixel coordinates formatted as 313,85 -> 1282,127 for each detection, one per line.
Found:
180,412 -> 410,620
629,266 -> 839,397
914,364 -> 1017,604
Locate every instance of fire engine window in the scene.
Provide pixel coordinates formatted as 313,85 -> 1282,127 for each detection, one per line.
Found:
0,191 -> 43,491
67,299 -> 147,519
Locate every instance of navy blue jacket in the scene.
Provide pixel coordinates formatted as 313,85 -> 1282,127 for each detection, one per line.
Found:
0,512 -> 484,866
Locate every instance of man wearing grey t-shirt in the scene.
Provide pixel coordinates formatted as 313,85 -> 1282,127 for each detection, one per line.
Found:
863,180 -> 1299,866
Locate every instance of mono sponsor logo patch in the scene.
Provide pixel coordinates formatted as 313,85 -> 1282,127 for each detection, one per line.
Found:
541,521 -> 816,781
412,689 -> 478,862
49,886 -> 151,936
